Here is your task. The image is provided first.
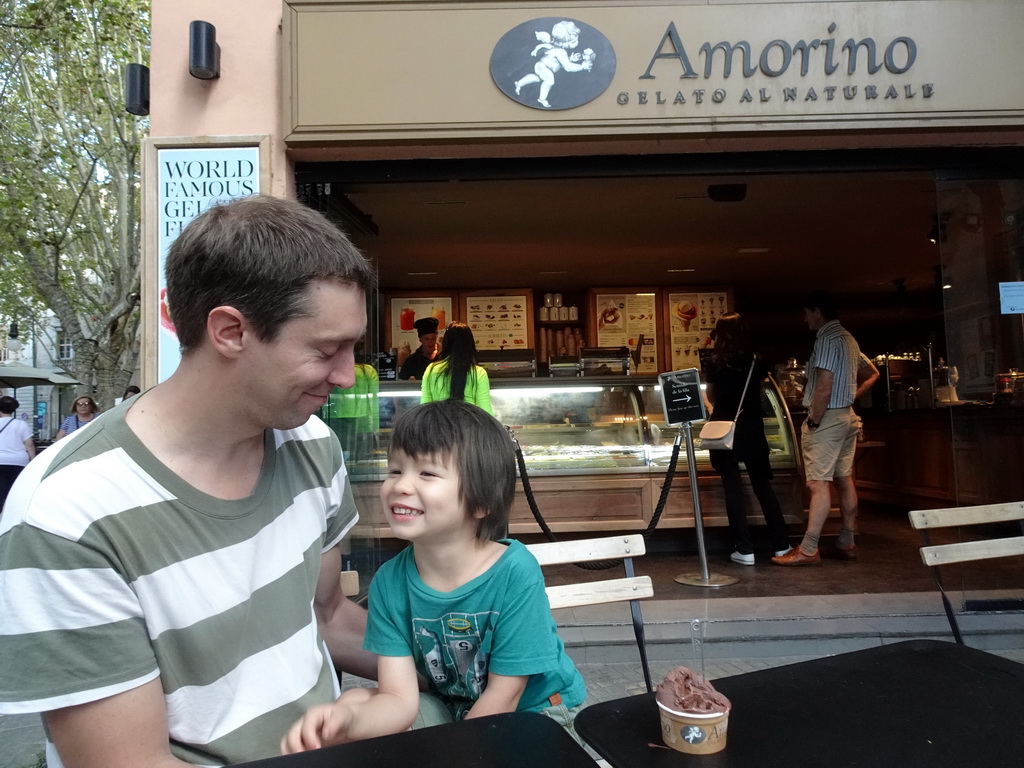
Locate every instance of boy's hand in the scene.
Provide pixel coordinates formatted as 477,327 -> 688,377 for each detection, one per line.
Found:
281,687 -> 376,754
280,701 -> 354,754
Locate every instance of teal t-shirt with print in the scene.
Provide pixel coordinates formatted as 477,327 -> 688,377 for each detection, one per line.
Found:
365,539 -> 586,719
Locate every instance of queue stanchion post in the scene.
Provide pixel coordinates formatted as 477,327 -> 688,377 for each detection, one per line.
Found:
658,368 -> 738,588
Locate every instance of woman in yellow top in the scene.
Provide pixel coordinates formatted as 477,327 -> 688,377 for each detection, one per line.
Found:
419,321 -> 495,416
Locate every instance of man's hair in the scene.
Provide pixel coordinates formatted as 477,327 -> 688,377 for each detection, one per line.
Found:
389,400 -> 514,541
165,195 -> 377,353
0,396 -> 18,415
803,290 -> 838,320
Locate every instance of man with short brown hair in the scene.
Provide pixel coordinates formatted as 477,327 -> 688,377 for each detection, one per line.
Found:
774,290 -> 875,566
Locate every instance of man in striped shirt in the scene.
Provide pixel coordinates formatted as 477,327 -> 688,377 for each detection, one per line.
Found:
0,196 -> 379,767
774,291 -> 877,566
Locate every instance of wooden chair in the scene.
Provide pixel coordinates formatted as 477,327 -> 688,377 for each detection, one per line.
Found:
525,534 -> 655,693
909,501 -> 1024,644
340,569 -> 361,597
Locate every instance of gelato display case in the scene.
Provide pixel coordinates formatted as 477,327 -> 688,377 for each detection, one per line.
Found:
344,375 -> 803,538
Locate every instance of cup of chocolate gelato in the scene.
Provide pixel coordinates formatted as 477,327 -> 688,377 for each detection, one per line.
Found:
655,666 -> 731,754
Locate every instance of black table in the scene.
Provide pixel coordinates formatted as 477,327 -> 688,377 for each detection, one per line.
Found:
231,710 -> 594,768
576,639 -> 1024,767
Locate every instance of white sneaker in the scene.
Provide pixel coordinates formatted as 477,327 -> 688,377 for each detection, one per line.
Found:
730,551 -> 755,566
774,546 -> 793,557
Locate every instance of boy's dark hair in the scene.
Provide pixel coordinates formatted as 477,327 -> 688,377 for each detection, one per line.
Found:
165,195 -> 377,354
803,290 -> 838,320
0,396 -> 18,415
389,400 -> 514,541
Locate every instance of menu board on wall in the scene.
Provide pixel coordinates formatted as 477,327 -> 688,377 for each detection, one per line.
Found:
387,295 -> 453,364
463,292 -> 531,350
666,289 -> 730,371
592,291 -> 659,374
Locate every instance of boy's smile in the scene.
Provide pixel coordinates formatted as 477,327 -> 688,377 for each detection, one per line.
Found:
381,449 -> 480,543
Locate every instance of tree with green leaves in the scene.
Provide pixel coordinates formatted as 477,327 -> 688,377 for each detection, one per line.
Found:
1,0 -> 148,410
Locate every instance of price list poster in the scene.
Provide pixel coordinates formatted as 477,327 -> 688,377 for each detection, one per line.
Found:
593,292 -> 659,374
463,293 -> 530,350
388,295 -> 453,359
667,289 -> 730,371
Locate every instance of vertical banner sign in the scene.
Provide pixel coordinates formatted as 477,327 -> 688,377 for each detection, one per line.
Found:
156,146 -> 260,382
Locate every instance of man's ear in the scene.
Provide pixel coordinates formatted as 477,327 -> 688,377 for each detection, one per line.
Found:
207,306 -> 249,358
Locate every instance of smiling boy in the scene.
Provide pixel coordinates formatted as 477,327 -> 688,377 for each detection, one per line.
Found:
283,400 -> 586,752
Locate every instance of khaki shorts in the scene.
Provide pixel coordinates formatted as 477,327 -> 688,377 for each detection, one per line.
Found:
802,407 -> 860,481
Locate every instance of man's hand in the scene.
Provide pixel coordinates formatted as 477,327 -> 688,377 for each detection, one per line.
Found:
807,368 -> 833,427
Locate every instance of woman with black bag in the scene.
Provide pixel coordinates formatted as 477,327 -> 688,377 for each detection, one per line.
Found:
703,313 -> 792,565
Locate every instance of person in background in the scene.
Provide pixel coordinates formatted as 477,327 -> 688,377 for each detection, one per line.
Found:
398,316 -> 440,380
0,195 -> 378,767
114,385 -> 142,406
325,358 -> 380,462
0,396 -> 35,514
54,395 -> 100,440
282,400 -> 586,753
774,290 -> 874,566
856,352 -> 880,419
703,314 -> 791,566
420,321 -> 494,416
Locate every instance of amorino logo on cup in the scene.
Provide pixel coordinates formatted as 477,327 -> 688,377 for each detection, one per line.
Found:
490,18 -> 616,111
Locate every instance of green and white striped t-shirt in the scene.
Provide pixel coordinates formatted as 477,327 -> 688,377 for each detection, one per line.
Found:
0,401 -> 357,766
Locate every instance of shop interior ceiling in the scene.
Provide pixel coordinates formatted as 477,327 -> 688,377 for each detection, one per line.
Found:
328,170 -> 940,300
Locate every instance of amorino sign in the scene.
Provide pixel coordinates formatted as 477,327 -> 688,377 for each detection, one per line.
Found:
617,20 -> 930,109
283,0 -> 1024,142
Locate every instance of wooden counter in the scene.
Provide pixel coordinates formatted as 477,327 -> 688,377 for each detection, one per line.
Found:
353,468 -> 803,538
855,405 -> 1024,508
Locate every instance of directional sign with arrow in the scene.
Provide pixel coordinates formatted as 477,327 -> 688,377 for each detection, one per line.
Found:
658,368 -> 707,425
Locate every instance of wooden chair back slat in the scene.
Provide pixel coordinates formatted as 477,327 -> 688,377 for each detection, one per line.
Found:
544,576 -> 654,611
340,569 -> 360,597
909,502 -> 1024,530
525,535 -> 654,692
527,535 -> 646,566
908,501 -> 1024,645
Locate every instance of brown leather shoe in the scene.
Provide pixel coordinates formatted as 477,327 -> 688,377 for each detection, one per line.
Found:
834,543 -> 859,561
772,547 -> 821,566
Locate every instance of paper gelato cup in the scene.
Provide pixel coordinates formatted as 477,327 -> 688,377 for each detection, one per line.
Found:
657,701 -> 729,754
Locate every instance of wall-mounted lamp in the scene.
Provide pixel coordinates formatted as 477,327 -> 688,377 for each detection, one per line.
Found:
6,321 -> 23,360
189,20 -> 220,80
124,63 -> 150,116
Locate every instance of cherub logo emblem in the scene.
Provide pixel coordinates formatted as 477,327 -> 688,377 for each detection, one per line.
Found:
514,21 -> 593,108
681,725 -> 707,744
490,18 -> 616,111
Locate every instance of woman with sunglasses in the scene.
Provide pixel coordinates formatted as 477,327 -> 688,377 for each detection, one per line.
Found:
55,396 -> 101,441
